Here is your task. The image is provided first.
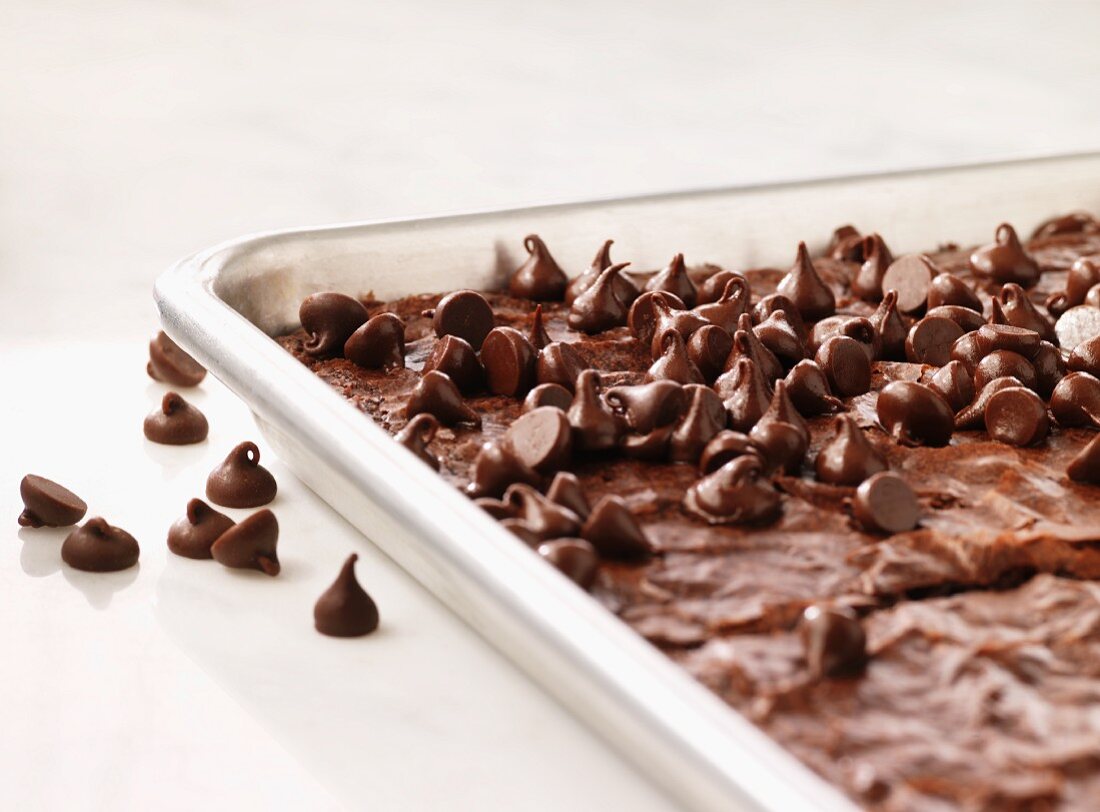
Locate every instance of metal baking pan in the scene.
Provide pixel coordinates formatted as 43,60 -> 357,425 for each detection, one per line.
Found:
154,153 -> 1100,812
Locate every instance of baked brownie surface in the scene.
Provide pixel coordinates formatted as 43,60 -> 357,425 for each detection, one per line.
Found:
279,227 -> 1100,811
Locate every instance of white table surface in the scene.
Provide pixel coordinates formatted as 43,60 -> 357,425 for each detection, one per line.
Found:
3,2 -> 1100,809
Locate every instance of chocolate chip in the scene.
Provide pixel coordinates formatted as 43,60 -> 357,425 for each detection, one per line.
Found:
816,335 -> 872,397
528,304 -> 552,349
143,392 -> 209,445
509,234 -> 568,301
299,292 -> 370,357
423,335 -> 484,394
726,314 -> 784,381
480,326 -> 537,397
646,330 -> 705,385
880,254 -> 935,314
167,498 -> 234,560
1046,256 -> 1100,317
546,471 -> 591,520
18,474 -> 87,528
697,270 -> 750,306
503,484 -> 582,540
993,284 -> 1056,344
504,407 -> 573,474
668,385 -> 726,465
692,275 -> 749,332
314,553 -> 380,637
620,424 -> 675,461
904,316 -> 963,367
927,360 -> 974,412
975,323 -> 1041,358
1050,372 -> 1100,429
500,519 -> 542,547
969,223 -> 1040,287
523,383 -> 573,413
147,330 -> 207,386
474,497 -> 516,520
683,455 -> 782,525
536,341 -> 586,391
698,431 -> 761,475
776,242 -> 836,321
973,350 -> 1037,393
1032,340 -> 1068,398
869,290 -> 908,360
1055,305 -> 1100,351
344,312 -> 406,369
814,415 -> 887,487
924,305 -> 986,335
949,331 -> 985,372
406,370 -> 482,427
605,380 -> 687,433
432,290 -> 495,350
537,539 -> 599,590
749,419 -> 807,476
877,381 -> 954,447
1067,433 -> 1100,484
984,386 -> 1050,446
784,359 -> 843,416
464,441 -> 541,498
1068,335 -> 1100,378
565,239 -> 638,306
800,605 -> 867,678
715,357 -> 773,432
686,324 -> 734,382
752,294 -> 807,340
1032,211 -> 1099,239
567,263 -> 631,334
62,517 -> 140,572
567,370 -> 621,452
827,224 -> 864,261
580,495 -> 653,559
211,509 -> 280,575
955,376 -> 1026,430
926,272 -> 983,312
627,290 -> 688,346
645,253 -> 697,308
754,310 -> 806,366
852,471 -> 920,534
757,379 -> 809,442
206,441 -> 278,508
1087,284 -> 1100,309
850,233 -> 893,301
809,316 -> 879,362
394,413 -> 440,470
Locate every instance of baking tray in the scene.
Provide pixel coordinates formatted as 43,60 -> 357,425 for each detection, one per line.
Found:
154,153 -> 1100,812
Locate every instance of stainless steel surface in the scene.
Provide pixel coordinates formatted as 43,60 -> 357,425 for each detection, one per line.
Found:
154,153 -> 1100,812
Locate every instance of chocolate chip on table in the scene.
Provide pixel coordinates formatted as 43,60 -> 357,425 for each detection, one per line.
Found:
826,224 -> 864,262
904,316 -> 964,367
852,471 -> 920,534
580,495 -> 653,560
949,331 -> 985,372
969,223 -> 1040,288
509,234 -> 568,301
993,285 -> 1056,344
753,293 -> 806,340
627,290 -> 687,345
147,330 -> 207,387
880,254 -> 935,314
753,310 -> 805,367
503,406 -> 573,474
18,474 -> 87,528
815,335 -> 871,397
344,312 -> 406,370
432,289 -> 496,350
62,517 -> 140,572
537,539 -> 599,590
299,292 -> 370,357
814,415 -> 887,487
955,376 -> 1026,430
1067,433 -> 1100,484
698,431 -> 761,475
143,392 -> 209,445
565,239 -> 616,305
206,441 -> 278,508
523,383 -> 574,413
727,316 -> 784,382
568,263 -> 632,334
984,386 -> 1050,447
394,414 -> 441,470
314,553 -> 380,637
697,269 -> 747,307
668,385 -> 726,465
405,370 -> 482,427
1055,305 -> 1100,351
645,253 -> 698,308
422,335 -> 484,394
876,381 -> 954,447
869,290 -> 907,360
646,330 -> 705,385
776,241 -> 836,321
1032,340 -> 1068,398
800,605 -> 867,679
167,498 -> 234,560
210,509 -> 280,576
924,305 -> 986,335
684,454 -> 783,525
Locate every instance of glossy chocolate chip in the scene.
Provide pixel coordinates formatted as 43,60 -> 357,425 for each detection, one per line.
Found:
924,305 -> 986,335
504,407 -> 573,474
432,289 -> 495,350
949,331 -> 985,372
969,223 -> 1040,287
827,224 -> 864,261
686,324 -> 733,382
168,498 -> 234,560
144,392 -> 209,445
904,316 -> 963,367
406,370 -> 481,427
756,379 -> 809,443
994,284 -> 1056,344
62,517 -> 140,572
314,553 -> 380,637
211,509 -> 280,576
877,381 -> 954,447
881,254 -> 935,314
975,323 -> 1041,358
627,290 -> 687,346
646,330 -> 705,385
503,484 -> 583,541
523,383 -> 573,413
853,472 -> 920,534
869,290 -> 908,360
537,539 -> 599,589
753,294 -> 807,340
749,419 -> 808,475
784,360 -> 843,416
646,296 -> 710,359
1055,305 -> 1100,351
481,326 -> 537,397
850,233 -> 893,301
1032,340 -> 1068,398
1046,256 -> 1100,317
698,431 -> 761,475
18,474 -> 87,528
500,519 -> 542,547
684,455 -> 782,525
816,335 -> 871,397
973,350 -> 1037,393
394,413 -> 441,470
776,242 -> 836,321
565,239 -> 639,307
698,270 -> 750,306
580,495 -> 653,560
927,360 -> 974,412
1032,211 -> 1099,239
147,331 -> 207,387
509,234 -> 568,301
809,316 -> 879,362
800,605 -> 867,678
344,312 -> 406,370
955,377 -> 1025,430
726,314 -> 784,381
693,276 -> 749,333
1067,434 -> 1100,484
1086,284 -> 1100,309
1068,334 -> 1100,378
645,253 -> 697,308
423,334 -> 484,394
1050,372 -> 1100,429
528,304 -> 552,349
984,386 -> 1049,447
567,370 -> 620,452
927,272 -> 983,312
474,497 -> 516,520
464,441 -> 541,498
568,263 -> 631,334
300,292 -> 370,357
546,471 -> 591,520
754,310 -> 806,367
536,341 -> 586,391
206,441 -> 278,508
605,380 -> 687,434
668,385 -> 726,465
715,357 -> 773,432
814,415 -> 887,487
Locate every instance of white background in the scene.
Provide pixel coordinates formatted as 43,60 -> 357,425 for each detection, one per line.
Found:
3,1 -> 1100,809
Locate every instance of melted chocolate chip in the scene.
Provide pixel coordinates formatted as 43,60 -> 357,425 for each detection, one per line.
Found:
167,498 -> 234,560
423,335 -> 484,394
504,407 -> 573,474
686,324 -> 733,382
567,263 -> 631,334
464,441 -> 541,498
994,284 -> 1056,344
314,553 -> 380,637
684,455 -> 782,525
344,312 -> 406,370
528,305 -> 552,349
211,509 -> 280,575
509,234 -> 568,301
754,310 -> 806,367
206,441 -> 278,508
147,331 -> 207,387
481,326 -> 537,397
605,380 -> 687,433
620,423 -> 675,461
567,370 -> 620,452
504,484 -> 583,540
406,370 -> 482,427
904,316 -> 964,367
881,254 -> 935,314
973,350 -> 1037,393
984,386 -> 1050,447
62,517 -> 140,572
698,431 -> 761,475
523,383 -> 573,413
800,605 -> 867,678
432,290 -> 495,350
927,361 -> 974,412
784,360 -> 843,416
1050,372 -> 1100,429
852,471 -> 920,534
546,471 -> 591,520
537,539 -> 599,589
1046,257 -> 1100,317
869,290 -> 908,360
776,242 -> 836,321
394,413 -> 441,470
580,495 -> 653,559
1067,433 -> 1100,484
955,377 -> 1026,430
645,253 -> 697,308
969,223 -> 1040,287
715,357 -> 773,433
693,276 -> 749,332
143,392 -> 209,445
814,415 -> 887,487
877,381 -> 954,447
646,330 -> 705,385
816,335 -> 872,397
850,233 -> 893,301
536,341 -> 587,391
300,292 -> 370,357
18,474 -> 87,528
668,385 -> 726,465
1055,305 -> 1100,351
927,272 -> 983,312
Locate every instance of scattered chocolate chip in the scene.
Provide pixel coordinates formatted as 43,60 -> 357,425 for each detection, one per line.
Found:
984,386 -> 1050,446
503,407 -> 573,474
143,392 -> 208,445
776,242 -> 836,321
475,497 -> 516,520
567,370 -> 620,452
546,471 -> 591,520
877,381 -> 954,447
869,290 -> 908,360
423,334 -> 484,394
852,471 -> 920,534
749,419 -> 808,475
816,335 -> 872,397
300,292 -> 370,357
565,239 -> 638,306
784,360 -> 843,416
1055,305 -> 1100,351
693,276 -> 749,333
211,509 -> 280,575
697,270 -> 750,306
1067,433 -> 1100,484
147,331 -> 207,386
167,498 -> 234,560
924,304 -> 986,335
62,517 -> 140,572
927,360 -> 974,412
994,284 -> 1056,344
668,385 -> 726,464
580,495 -> 653,559
619,423 -> 675,461
528,304 -> 552,349
605,380 -> 687,433
344,312 -> 406,369
18,474 -> 87,528
684,455 -> 782,525
753,294 -> 807,339
394,413 -> 440,470
827,224 -> 864,261
645,253 -> 697,308
206,441 -> 278,508
881,254 -> 935,314
698,431 -> 761,475
509,234 -> 568,301
481,326 -> 537,397
406,370 -> 482,427
1033,340 -> 1068,398
314,553 -> 380,637
432,290 -> 495,350
500,518 -> 542,546
955,376 -> 1026,430
537,539 -> 599,589
523,383 -> 573,413
903,316 -> 963,367
646,330 -> 705,385
809,316 -> 880,362
627,290 -> 688,346
800,605 -> 867,678
975,323 -> 1041,358
757,379 -> 809,442
464,441 -> 541,498
536,341 -> 586,391
973,350 -> 1037,393
686,324 -> 733,382
926,272 -> 983,312
1087,284 -> 1100,309
815,415 -> 887,487
1068,334 -> 1100,378
1046,256 -> 1100,317
949,331 -> 985,372
568,263 -> 631,334
715,357 -> 773,432
504,484 -> 583,540
1032,211 -> 1099,239
850,233 -> 893,301
1050,372 -> 1100,429
969,223 -> 1040,287
754,310 -> 806,366
726,314 -> 784,381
